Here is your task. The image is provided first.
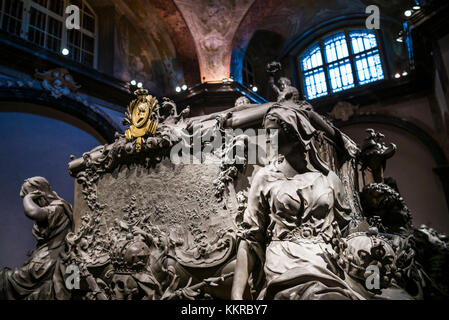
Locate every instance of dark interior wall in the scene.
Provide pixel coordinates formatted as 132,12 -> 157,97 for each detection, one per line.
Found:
72,1 -> 187,96
342,123 -> 449,234
242,30 -> 285,100
436,32 -> 449,123
0,112 -> 100,268
440,33 -> 449,80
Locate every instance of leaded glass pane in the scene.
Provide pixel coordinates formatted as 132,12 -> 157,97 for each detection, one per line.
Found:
0,0 -> 23,36
28,7 -> 46,46
323,32 -> 349,63
349,30 -> 378,54
354,49 -> 384,85
303,68 -> 328,100
327,59 -> 354,93
300,43 -> 323,72
299,28 -> 385,100
48,0 -> 63,15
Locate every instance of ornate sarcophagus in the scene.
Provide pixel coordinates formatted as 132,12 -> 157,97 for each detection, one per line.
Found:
2,65 -> 448,300
66,89 -> 249,299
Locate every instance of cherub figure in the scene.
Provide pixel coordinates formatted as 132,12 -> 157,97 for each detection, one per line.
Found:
266,61 -> 301,103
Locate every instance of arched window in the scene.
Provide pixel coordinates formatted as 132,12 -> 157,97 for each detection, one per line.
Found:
299,29 -> 384,100
0,0 -> 97,68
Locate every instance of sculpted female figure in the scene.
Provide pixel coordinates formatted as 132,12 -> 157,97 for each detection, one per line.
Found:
0,177 -> 72,299
231,101 -> 367,300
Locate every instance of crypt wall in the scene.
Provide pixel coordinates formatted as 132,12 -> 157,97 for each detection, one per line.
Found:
342,122 -> 449,234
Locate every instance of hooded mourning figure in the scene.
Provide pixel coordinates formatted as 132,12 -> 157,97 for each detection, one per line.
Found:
0,177 -> 72,300
231,101 -> 413,300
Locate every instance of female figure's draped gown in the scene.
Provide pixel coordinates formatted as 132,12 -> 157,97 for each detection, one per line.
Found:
239,160 -> 366,299
0,188 -> 72,300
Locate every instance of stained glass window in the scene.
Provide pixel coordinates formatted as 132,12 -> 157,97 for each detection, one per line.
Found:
299,29 -> 384,100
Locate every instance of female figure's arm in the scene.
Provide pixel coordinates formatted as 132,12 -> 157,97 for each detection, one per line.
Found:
231,171 -> 268,300
23,191 -> 48,222
231,240 -> 256,299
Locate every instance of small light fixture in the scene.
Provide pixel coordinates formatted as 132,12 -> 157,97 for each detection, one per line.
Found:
404,10 -> 413,17
61,48 -> 70,56
130,80 -> 137,86
137,82 -> 143,88
394,73 -> 401,79
175,86 -> 181,93
252,86 -> 258,92
181,84 -> 187,91
413,5 -> 421,10
402,71 -> 408,76
396,31 -> 404,43
229,77 -> 234,82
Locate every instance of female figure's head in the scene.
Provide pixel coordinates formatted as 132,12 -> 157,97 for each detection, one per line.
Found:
20,176 -> 57,206
20,176 -> 51,196
263,102 -> 330,175
264,111 -> 303,159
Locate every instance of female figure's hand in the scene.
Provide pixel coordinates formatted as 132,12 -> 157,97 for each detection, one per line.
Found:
23,190 -> 48,222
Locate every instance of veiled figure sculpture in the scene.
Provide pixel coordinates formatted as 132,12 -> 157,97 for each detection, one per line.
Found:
0,177 -> 72,300
231,101 -> 413,300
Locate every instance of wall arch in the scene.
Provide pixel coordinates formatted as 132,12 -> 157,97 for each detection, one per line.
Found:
336,114 -> 448,165
0,87 -> 119,143
0,89 -> 119,268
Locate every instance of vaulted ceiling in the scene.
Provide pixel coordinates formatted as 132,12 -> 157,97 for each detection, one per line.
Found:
91,0 -> 412,93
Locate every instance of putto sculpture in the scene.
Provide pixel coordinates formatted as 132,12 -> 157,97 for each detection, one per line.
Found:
267,61 -> 301,103
1,62 -> 448,300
